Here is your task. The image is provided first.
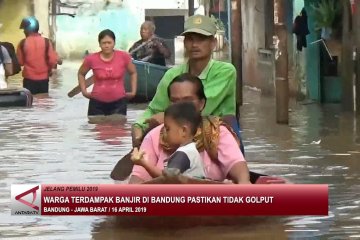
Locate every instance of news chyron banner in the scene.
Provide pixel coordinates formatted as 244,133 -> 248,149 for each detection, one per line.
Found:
11,184 -> 328,216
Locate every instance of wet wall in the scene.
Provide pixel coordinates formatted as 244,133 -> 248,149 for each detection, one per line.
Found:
0,0 -> 31,46
55,0 -> 141,59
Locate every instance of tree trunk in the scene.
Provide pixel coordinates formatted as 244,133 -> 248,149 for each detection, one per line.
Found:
50,0 -> 57,49
231,0 -> 243,120
341,0 -> 354,111
275,0 -> 289,124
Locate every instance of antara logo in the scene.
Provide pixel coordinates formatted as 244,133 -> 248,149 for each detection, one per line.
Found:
11,185 -> 41,215
15,186 -> 40,211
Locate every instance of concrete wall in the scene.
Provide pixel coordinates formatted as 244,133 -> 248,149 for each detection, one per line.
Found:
242,0 -> 301,97
241,0 -> 266,88
0,0 -> 31,46
0,0 -> 50,43
304,0 -> 321,101
55,0 -> 142,59
141,0 -> 187,9
33,0 -> 50,37
54,0 -> 190,59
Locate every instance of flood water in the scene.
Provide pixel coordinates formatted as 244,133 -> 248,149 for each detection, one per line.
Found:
0,61 -> 359,239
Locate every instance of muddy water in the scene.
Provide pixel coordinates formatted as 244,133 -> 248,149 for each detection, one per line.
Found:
0,62 -> 359,239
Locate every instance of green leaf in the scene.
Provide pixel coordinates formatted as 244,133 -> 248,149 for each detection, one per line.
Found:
311,0 -> 341,29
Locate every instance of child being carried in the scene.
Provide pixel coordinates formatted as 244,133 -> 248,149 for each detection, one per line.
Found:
131,101 -> 204,179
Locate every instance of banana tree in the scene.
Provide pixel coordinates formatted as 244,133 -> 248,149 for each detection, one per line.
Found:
311,0 -> 341,39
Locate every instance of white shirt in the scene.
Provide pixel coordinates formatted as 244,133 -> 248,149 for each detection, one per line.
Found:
169,142 -> 205,178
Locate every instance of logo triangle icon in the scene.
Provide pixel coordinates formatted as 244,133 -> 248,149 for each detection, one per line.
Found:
15,186 -> 40,211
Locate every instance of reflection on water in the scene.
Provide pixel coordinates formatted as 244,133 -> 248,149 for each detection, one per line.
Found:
240,93 -> 360,239
91,216 -> 288,240
0,62 -> 359,239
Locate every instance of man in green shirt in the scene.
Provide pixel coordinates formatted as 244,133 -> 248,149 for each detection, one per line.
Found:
132,15 -> 239,148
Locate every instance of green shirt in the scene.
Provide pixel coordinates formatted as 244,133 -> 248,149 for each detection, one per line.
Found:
135,59 -> 237,131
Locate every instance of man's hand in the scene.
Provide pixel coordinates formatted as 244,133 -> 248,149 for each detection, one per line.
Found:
145,112 -> 164,129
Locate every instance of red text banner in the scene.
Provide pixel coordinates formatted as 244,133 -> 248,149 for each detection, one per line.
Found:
38,184 -> 328,216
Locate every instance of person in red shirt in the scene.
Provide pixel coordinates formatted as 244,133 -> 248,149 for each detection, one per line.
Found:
77,29 -> 137,116
16,16 -> 61,95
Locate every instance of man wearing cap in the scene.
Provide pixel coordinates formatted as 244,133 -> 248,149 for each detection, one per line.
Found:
131,15 -> 241,151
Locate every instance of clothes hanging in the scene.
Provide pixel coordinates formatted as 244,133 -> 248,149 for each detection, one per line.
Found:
293,8 -> 310,51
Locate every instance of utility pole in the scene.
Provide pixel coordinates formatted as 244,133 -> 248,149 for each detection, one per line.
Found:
341,0 -> 354,111
50,0 -> 57,49
265,0 -> 274,49
231,0 -> 243,120
274,0 -> 289,124
188,0 -> 195,16
355,0 -> 360,113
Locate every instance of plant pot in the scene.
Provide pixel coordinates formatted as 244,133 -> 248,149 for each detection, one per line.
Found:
214,30 -> 225,52
321,27 -> 332,40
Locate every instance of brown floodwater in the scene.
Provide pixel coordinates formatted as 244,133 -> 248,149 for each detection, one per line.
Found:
0,61 -> 359,239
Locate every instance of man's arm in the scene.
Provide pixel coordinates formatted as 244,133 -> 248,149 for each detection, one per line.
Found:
202,63 -> 237,116
133,68 -> 177,132
47,40 -> 59,68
